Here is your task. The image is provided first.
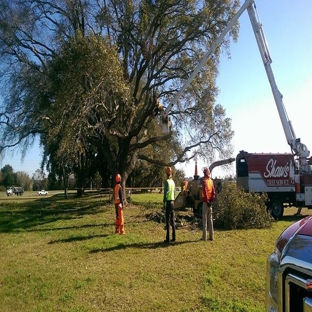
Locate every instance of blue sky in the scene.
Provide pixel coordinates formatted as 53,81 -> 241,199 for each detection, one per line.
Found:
1,0 -> 312,178
180,0 -> 312,178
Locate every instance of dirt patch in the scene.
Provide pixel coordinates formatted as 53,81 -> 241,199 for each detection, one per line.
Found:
146,210 -> 201,230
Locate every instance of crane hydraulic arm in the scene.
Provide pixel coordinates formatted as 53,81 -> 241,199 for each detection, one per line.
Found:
161,0 -> 254,132
161,0 -> 310,172
246,4 -> 310,172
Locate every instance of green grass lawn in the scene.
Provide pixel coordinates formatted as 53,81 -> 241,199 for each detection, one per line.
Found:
0,191 -> 310,312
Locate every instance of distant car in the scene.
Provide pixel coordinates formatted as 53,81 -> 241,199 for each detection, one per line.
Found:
38,190 -> 48,196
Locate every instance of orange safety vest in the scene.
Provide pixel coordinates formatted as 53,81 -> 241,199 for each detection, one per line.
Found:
201,177 -> 215,203
114,184 -> 122,204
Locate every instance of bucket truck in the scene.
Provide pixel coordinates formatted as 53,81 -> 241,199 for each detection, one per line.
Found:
236,4 -> 312,219
161,0 -> 312,219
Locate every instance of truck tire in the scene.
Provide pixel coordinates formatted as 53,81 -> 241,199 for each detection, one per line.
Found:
270,198 -> 284,219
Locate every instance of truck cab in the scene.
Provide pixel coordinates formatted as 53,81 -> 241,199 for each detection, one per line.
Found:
266,216 -> 312,311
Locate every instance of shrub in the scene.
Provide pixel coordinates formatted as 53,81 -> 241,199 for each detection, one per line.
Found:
214,181 -> 272,230
0,185 -> 6,192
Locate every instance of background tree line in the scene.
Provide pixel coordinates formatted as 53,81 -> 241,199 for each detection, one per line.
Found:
0,0 -> 238,198
0,165 -> 47,192
0,162 -> 187,193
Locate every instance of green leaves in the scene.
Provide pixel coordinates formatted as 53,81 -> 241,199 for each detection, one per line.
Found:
0,0 -> 240,188
214,182 -> 272,230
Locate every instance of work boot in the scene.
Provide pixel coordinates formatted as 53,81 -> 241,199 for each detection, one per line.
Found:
171,233 -> 176,242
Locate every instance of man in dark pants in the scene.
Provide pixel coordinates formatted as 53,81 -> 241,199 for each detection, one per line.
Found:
163,167 -> 176,243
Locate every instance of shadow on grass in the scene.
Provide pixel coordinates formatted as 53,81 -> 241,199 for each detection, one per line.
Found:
0,194 -> 111,233
276,213 -> 310,223
36,222 -> 113,233
49,233 -> 111,244
90,239 -> 199,253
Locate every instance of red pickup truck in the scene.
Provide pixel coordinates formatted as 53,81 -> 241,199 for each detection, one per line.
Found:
266,216 -> 312,311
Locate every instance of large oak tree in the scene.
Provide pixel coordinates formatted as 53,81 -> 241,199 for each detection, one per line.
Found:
0,0 -> 238,194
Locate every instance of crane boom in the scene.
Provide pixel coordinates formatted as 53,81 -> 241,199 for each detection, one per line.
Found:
161,0 -> 310,172
162,0 -> 254,123
246,4 -> 310,171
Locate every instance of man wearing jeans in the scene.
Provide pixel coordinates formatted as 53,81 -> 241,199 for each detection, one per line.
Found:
201,167 -> 216,241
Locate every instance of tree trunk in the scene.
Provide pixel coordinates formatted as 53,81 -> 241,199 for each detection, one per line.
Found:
121,178 -> 128,205
63,166 -> 68,199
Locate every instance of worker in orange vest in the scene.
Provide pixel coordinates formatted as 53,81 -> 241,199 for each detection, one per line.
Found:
114,174 -> 125,235
201,167 -> 216,241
